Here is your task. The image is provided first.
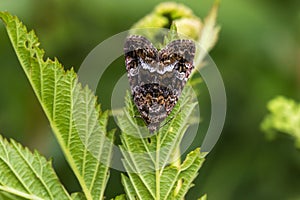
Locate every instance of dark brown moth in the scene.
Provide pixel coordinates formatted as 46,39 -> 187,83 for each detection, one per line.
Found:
124,35 -> 195,133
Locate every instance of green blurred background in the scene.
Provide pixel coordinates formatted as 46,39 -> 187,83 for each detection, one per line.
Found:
0,0 -> 300,199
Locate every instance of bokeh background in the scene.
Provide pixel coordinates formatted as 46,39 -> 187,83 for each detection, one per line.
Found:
0,0 -> 300,199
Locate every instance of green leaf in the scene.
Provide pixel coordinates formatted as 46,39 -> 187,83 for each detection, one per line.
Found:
0,192 -> 24,200
198,194 -> 207,200
71,192 -> 87,200
0,12 -> 114,200
261,96 -> 300,148
0,135 -> 71,200
118,84 -> 205,200
0,193 -> 25,200
110,194 -> 126,200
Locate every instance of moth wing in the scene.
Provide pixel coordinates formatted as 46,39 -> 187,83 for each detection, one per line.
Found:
158,39 -> 196,95
124,35 -> 158,72
159,39 -> 195,72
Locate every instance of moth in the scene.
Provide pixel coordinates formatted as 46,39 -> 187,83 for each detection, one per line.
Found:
124,35 -> 195,133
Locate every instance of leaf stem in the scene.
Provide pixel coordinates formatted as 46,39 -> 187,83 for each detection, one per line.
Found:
156,133 -> 161,200
172,144 -> 182,196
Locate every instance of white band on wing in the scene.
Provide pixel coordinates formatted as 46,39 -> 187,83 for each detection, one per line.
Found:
140,58 -> 177,75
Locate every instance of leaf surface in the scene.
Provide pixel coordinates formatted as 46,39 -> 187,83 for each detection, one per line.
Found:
0,135 -> 71,200
0,12 -> 114,200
